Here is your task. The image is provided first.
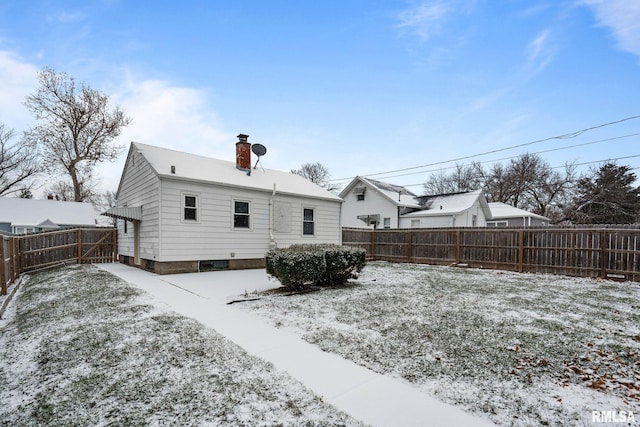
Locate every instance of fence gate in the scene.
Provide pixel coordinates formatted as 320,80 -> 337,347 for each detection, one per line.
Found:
1,228 -> 117,295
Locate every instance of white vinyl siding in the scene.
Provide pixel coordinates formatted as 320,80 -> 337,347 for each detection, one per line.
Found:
341,182 -> 401,229
157,179 -> 341,262
116,150 -> 160,261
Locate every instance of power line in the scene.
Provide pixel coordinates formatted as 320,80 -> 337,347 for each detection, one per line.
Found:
399,154 -> 640,188
330,114 -> 640,182
370,132 -> 640,181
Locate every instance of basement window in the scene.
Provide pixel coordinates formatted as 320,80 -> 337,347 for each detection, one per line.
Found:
200,260 -> 229,271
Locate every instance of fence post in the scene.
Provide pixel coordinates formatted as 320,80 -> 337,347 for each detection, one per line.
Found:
600,231 -> 607,279
112,228 -> 117,262
77,229 -> 82,264
0,237 -> 6,296
370,229 -> 376,260
18,236 -> 25,275
518,229 -> 524,273
455,229 -> 460,264
405,230 -> 412,262
10,237 -> 17,283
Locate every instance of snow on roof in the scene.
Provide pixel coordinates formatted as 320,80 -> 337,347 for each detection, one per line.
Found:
132,142 -> 342,202
403,189 -> 486,217
339,176 -> 421,208
488,202 -> 550,221
0,198 -> 97,227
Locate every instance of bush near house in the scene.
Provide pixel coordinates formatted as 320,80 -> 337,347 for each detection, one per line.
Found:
266,244 -> 366,290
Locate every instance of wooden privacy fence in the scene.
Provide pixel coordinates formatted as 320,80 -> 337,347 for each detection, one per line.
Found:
1,228 -> 117,295
342,227 -> 640,282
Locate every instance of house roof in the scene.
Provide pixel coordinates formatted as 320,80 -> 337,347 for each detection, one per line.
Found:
488,202 -> 550,221
0,198 -> 96,227
339,176 -> 421,208
402,189 -> 492,218
128,142 -> 342,202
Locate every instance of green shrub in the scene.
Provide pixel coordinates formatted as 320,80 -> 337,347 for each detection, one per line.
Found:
265,244 -> 366,290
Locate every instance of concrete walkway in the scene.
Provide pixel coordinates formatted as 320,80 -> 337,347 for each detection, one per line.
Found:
98,263 -> 494,427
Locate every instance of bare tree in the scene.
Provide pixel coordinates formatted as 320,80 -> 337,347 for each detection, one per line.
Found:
423,153 -> 577,223
94,190 -> 118,226
0,122 -> 40,196
291,162 -> 340,192
423,162 -> 485,195
24,68 -> 132,202
44,169 -> 99,203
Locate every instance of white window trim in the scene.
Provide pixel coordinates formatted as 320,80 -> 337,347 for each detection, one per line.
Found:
181,192 -> 200,223
232,199 -> 252,230
302,206 -> 315,237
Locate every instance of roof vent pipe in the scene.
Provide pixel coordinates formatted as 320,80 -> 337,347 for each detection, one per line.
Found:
236,134 -> 251,171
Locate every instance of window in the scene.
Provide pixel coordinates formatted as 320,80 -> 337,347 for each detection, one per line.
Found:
303,208 -> 315,235
354,186 -> 366,201
487,221 -> 508,227
234,200 -> 250,228
123,220 -> 128,234
383,217 -> 391,229
472,214 -> 477,227
411,219 -> 420,228
183,194 -> 198,221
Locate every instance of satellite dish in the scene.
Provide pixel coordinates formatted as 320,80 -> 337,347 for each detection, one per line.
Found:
251,144 -> 267,156
251,143 -> 267,171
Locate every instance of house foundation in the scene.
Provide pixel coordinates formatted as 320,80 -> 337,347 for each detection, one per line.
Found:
118,255 -> 265,275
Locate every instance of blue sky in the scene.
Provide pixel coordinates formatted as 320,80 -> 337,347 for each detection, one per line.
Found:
1,0 -> 639,194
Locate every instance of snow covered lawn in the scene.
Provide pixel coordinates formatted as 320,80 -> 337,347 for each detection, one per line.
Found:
0,265 -> 362,426
241,261 -> 640,426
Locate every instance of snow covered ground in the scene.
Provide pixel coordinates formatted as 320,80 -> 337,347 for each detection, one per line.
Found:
2,261 -> 638,426
240,261 -> 640,426
0,265 -> 363,426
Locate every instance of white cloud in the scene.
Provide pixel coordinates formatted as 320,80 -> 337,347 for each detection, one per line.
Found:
0,51 -> 39,130
396,1 -> 452,41
46,10 -> 86,23
96,74 -> 234,192
0,51 -> 237,195
580,0 -> 640,58
525,29 -> 555,74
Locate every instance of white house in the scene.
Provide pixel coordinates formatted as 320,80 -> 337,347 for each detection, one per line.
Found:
0,198 -> 96,234
340,175 -> 556,229
104,135 -> 343,274
399,189 -> 491,228
487,202 -> 550,227
339,176 -> 422,229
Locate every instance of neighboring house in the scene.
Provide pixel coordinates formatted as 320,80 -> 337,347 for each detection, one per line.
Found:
341,177 -> 548,229
104,135 -> 343,274
487,202 -> 550,227
399,189 -> 491,228
0,198 -> 96,234
339,176 -> 422,229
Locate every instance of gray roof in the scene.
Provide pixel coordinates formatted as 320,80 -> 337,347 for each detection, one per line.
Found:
339,176 -> 421,208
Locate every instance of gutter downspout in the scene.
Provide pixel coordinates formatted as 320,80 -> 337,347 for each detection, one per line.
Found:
269,184 -> 277,249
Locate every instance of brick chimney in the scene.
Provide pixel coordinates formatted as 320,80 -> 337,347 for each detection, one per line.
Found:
236,134 -> 251,171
